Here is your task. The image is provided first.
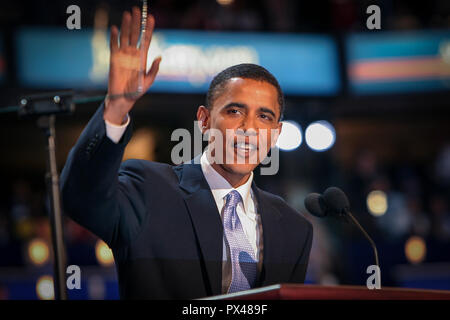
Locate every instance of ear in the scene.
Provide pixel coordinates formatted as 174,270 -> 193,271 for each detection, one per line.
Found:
270,121 -> 283,148
196,105 -> 210,133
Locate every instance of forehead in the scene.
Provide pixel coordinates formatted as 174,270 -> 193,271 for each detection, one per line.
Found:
213,77 -> 279,110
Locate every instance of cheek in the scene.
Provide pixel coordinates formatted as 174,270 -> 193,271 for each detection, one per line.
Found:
212,119 -> 239,141
261,129 -> 279,148
211,114 -> 234,131
208,124 -> 232,147
221,116 -> 241,129
270,129 -> 280,145
262,128 -> 274,141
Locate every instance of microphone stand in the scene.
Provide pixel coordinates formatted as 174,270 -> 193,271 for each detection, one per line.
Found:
17,91 -> 76,300
344,208 -> 380,268
38,115 -> 68,300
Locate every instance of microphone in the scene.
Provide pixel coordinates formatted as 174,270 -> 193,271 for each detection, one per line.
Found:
323,187 -> 350,216
304,193 -> 327,218
304,187 -> 380,268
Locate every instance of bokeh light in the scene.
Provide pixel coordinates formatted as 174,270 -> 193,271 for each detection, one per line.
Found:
88,275 -> 106,300
123,128 -> 156,161
217,0 -> 234,6
367,190 -> 388,216
36,275 -> 54,300
276,120 -> 302,151
95,239 -> 114,267
405,236 -> 426,264
305,120 -> 336,151
27,238 -> 50,266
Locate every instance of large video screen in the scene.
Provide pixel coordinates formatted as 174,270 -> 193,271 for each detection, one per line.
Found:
346,30 -> 450,94
15,27 -> 340,95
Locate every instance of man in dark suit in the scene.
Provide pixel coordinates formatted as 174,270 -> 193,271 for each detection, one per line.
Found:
60,7 -> 312,299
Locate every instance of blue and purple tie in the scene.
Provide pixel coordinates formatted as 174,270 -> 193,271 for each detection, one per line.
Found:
223,190 -> 257,293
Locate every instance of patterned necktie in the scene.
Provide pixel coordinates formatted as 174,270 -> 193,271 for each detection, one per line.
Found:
223,190 -> 257,293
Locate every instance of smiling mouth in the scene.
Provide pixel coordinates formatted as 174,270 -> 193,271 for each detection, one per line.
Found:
231,141 -> 259,162
234,142 -> 258,151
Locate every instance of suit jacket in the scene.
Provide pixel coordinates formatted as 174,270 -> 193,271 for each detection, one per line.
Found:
60,104 -> 313,299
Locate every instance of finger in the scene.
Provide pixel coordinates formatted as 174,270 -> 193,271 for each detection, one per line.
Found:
119,11 -> 131,48
129,6 -> 141,48
140,14 -> 155,53
144,56 -> 162,89
110,25 -> 119,53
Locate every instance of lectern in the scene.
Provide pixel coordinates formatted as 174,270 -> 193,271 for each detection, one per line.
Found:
205,284 -> 450,300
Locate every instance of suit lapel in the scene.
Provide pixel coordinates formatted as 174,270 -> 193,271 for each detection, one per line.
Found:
174,160 -> 223,296
252,183 -> 287,286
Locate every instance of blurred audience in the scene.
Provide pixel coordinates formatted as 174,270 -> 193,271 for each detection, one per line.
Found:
2,0 -> 449,32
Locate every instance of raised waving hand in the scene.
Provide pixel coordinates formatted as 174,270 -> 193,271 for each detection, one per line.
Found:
104,6 -> 162,125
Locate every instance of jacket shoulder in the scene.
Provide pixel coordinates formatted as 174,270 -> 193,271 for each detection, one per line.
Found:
119,159 -> 178,182
120,158 -> 173,171
258,188 -> 312,230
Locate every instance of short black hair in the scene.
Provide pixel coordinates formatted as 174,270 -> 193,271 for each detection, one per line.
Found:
206,63 -> 285,121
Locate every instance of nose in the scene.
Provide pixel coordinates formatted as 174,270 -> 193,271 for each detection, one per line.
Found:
240,116 -> 257,136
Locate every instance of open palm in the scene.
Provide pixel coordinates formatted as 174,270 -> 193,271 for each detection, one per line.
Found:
105,7 -> 161,124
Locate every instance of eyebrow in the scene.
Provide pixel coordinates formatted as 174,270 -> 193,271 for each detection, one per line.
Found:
222,102 -> 277,118
259,107 -> 276,118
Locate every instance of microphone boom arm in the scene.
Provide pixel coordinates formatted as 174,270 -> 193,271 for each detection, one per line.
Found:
345,209 -> 380,268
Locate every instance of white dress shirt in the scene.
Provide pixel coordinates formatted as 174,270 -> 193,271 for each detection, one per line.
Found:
200,152 -> 260,260
104,115 -> 130,143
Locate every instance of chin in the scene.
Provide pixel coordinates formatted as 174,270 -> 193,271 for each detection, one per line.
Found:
223,163 -> 257,176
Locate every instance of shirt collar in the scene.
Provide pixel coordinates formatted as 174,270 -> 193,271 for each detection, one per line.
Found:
200,152 -> 254,213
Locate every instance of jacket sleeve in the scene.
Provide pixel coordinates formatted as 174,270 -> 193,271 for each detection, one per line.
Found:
289,220 -> 313,283
60,103 -> 149,249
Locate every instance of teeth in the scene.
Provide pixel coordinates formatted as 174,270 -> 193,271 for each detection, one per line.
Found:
235,142 -> 256,150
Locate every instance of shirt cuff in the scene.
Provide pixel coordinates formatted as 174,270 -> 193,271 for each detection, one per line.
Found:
104,114 -> 130,144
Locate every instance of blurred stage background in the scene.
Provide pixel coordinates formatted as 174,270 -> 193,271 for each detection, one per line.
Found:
0,0 -> 449,299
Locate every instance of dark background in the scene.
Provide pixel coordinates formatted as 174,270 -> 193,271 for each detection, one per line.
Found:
0,0 -> 449,299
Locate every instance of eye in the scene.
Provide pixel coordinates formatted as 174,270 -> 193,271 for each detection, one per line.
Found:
227,109 -> 240,115
260,114 -> 273,121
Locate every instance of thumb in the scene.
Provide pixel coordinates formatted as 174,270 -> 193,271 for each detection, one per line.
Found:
144,56 -> 162,90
